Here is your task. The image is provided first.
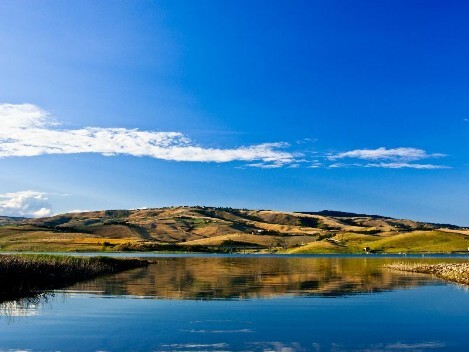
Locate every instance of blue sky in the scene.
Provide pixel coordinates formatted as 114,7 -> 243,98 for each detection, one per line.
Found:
0,0 -> 468,225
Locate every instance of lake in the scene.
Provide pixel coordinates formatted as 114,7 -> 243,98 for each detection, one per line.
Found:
1,254 -> 468,351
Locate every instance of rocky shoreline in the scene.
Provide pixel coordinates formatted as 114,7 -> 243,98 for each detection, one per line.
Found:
385,263 -> 469,285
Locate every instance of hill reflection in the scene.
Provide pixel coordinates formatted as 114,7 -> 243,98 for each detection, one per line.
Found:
67,257 -> 436,299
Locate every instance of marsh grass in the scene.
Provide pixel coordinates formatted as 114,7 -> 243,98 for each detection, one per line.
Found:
0,254 -> 149,302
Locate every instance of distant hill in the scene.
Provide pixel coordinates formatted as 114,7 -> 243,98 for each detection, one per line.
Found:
301,210 -> 461,229
0,207 -> 467,253
0,216 -> 26,225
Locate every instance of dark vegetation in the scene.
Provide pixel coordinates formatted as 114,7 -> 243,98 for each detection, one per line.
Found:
350,229 -> 382,235
109,242 -> 266,253
301,210 -> 390,219
113,242 -> 215,252
0,255 -> 149,302
316,233 -> 334,241
194,207 -> 263,223
297,216 -> 321,228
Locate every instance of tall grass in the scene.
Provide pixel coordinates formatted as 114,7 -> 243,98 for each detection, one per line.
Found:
0,254 -> 149,302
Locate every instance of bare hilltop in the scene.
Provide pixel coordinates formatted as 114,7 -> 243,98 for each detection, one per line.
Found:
0,207 -> 468,253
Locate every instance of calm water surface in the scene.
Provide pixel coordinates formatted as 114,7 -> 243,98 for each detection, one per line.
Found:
1,255 -> 468,352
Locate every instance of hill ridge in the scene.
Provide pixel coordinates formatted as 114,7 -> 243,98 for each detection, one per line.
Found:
0,206 -> 467,253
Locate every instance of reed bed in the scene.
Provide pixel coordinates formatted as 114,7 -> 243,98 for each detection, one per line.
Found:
385,262 -> 469,285
0,254 -> 149,302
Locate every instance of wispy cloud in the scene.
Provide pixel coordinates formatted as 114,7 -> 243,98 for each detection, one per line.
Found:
0,104 -> 298,167
328,163 -> 360,168
328,162 -> 449,169
328,147 -> 444,161
364,162 -> 450,169
246,162 -> 285,169
295,137 -> 317,144
326,147 -> 449,169
0,190 -> 52,218
308,160 -> 323,168
0,104 -> 451,171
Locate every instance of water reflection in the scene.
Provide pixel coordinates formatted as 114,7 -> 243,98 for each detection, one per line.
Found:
0,294 -> 56,322
1,257 -> 463,318
65,257 -> 445,299
1,257 -> 468,351
0,299 -> 41,317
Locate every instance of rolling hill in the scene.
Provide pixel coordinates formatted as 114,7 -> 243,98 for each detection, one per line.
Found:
0,207 -> 467,253
0,216 -> 26,226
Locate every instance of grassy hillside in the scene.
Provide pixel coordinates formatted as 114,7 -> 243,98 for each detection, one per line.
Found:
0,207 -> 467,253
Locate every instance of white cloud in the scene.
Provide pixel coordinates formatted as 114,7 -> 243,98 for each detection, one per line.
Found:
0,103 -> 54,128
0,190 -> 53,218
328,162 -> 449,169
0,104 -> 297,166
328,147 -> 444,161
365,162 -> 450,169
295,138 -> 317,144
326,147 -> 449,169
328,163 -> 360,168
308,160 -> 323,168
246,162 -> 285,169
65,209 -> 90,214
0,104 -> 451,171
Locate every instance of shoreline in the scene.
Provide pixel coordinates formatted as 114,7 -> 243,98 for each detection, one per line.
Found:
0,254 -> 150,303
1,250 -> 469,258
385,263 -> 469,286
